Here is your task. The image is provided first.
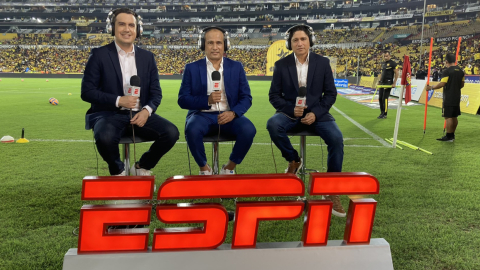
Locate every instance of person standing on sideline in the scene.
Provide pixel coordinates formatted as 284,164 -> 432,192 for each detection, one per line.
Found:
428,53 -> 465,142
266,25 -> 346,217
377,51 -> 399,119
81,8 -> 179,176
178,27 -> 256,175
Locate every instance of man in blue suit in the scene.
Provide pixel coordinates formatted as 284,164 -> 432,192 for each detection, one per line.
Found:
81,8 -> 179,176
267,25 -> 345,217
178,27 -> 256,175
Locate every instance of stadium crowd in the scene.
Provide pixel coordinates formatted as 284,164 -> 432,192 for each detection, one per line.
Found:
1,33 -> 479,75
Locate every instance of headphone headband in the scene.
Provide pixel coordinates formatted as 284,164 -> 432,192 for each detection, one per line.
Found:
106,8 -> 143,38
285,24 -> 316,50
198,26 -> 230,51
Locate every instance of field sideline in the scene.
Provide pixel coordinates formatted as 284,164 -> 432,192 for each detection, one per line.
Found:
1,78 -> 479,269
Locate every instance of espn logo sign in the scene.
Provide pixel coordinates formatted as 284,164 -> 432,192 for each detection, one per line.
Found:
77,173 -> 379,254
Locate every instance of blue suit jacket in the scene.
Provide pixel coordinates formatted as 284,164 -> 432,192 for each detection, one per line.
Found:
81,42 -> 162,130
178,57 -> 252,119
269,52 -> 337,122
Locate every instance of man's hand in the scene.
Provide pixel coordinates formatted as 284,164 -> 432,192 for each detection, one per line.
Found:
294,106 -> 307,118
119,96 -> 138,109
391,83 -> 396,88
301,112 -> 316,125
208,91 -> 222,104
218,111 -> 235,125
130,109 -> 149,127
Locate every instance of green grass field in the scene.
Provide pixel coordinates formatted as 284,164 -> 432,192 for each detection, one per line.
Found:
1,78 -> 480,269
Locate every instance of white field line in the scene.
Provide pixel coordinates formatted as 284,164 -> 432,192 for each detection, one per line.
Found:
27,139 -> 382,148
332,105 -> 391,147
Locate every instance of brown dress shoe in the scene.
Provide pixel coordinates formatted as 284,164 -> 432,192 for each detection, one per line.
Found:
285,159 -> 302,174
325,195 -> 346,217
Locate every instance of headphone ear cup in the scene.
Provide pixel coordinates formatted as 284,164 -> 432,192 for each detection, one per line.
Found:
224,32 -> 230,51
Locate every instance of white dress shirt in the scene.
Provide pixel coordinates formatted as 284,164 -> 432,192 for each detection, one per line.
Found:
294,52 -> 310,88
203,57 -> 230,112
114,42 -> 152,115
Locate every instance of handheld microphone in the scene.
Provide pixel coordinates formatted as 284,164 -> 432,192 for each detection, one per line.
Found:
212,71 -> 221,92
211,71 -> 221,110
128,75 -> 141,98
295,86 -> 307,107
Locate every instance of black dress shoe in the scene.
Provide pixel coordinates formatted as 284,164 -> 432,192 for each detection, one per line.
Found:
228,211 -> 235,222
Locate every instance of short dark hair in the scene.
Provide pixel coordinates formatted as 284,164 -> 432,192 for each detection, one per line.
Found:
288,25 -> 312,46
384,51 -> 390,56
111,8 -> 138,26
445,53 -> 456,64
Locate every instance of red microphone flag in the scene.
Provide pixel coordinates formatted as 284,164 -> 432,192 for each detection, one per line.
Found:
401,55 -> 412,104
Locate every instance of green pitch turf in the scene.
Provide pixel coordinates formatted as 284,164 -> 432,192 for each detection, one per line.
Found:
0,78 -> 479,269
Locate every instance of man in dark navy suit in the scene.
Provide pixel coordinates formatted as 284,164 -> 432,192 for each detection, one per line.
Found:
81,8 -> 179,176
178,27 -> 256,175
267,25 -> 345,217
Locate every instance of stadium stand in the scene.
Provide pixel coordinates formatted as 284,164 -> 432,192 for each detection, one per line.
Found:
0,0 -> 479,75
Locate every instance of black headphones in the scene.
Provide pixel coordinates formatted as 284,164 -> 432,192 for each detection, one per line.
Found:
106,8 -> 143,38
198,26 -> 230,52
285,24 -> 316,50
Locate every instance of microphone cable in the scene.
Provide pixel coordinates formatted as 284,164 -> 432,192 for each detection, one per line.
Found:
270,140 -> 278,174
185,120 -> 193,176
319,138 -> 326,172
92,130 -> 99,176
130,109 -> 138,174
129,75 -> 142,174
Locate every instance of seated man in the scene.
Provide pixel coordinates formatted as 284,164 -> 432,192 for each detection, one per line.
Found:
81,8 -> 179,176
266,25 -> 346,217
178,27 -> 256,175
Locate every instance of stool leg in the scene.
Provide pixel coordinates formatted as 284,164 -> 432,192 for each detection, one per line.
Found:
212,142 -> 220,175
300,136 -> 306,182
124,143 -> 130,176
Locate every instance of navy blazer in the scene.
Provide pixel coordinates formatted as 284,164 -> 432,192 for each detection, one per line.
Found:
178,57 -> 252,119
81,42 -> 162,129
269,52 -> 337,122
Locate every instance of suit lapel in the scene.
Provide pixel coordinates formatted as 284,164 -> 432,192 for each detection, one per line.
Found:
199,58 -> 208,94
107,42 -> 122,87
287,54 -> 299,93
306,53 -> 316,94
134,45 -> 143,85
223,58 -> 231,102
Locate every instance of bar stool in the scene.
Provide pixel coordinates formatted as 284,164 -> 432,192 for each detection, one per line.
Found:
119,135 -> 152,176
203,134 -> 236,175
286,130 -> 321,181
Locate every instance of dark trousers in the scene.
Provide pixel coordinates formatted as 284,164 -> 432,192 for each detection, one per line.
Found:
93,111 -> 179,175
378,87 -> 392,115
185,112 -> 256,167
266,113 -> 344,172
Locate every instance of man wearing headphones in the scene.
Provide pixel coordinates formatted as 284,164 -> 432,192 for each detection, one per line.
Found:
178,27 -> 256,175
267,25 -> 346,217
81,8 -> 179,176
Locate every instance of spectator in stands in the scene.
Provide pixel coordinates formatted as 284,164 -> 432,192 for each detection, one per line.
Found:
178,26 -> 256,175
266,25 -> 345,217
416,66 -> 427,80
432,68 -> 439,81
81,8 -> 179,176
